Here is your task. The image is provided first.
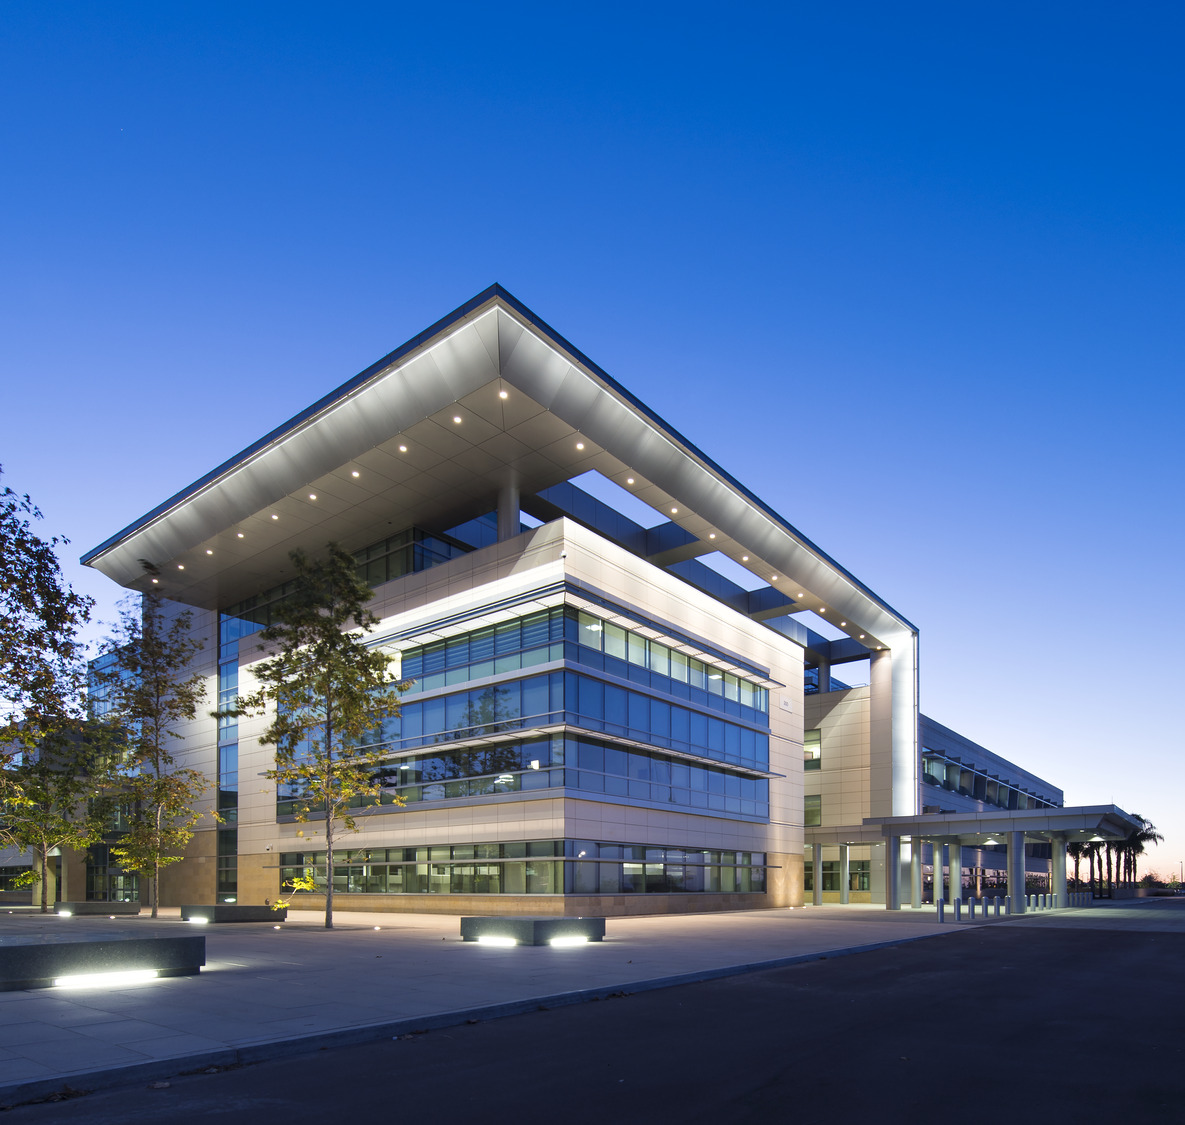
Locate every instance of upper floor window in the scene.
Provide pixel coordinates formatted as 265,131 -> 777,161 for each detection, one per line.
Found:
804,729 -> 821,770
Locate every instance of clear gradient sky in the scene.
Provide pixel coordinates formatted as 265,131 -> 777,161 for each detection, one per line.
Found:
3,4 -> 1182,876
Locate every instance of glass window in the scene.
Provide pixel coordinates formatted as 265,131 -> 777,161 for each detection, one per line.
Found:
578,611 -> 603,650
649,641 -> 670,677
804,729 -> 821,770
603,623 -> 627,660
805,794 -> 822,827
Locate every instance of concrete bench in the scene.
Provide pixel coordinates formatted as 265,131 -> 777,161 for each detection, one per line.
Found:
460,916 -> 606,946
57,901 -> 141,916
181,904 -> 287,923
0,933 -> 205,991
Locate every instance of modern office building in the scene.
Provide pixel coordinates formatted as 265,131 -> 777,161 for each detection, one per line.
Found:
73,285 -> 1137,915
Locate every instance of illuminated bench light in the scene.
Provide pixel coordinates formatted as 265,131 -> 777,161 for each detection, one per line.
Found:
54,969 -> 159,989
0,935 -> 205,992
460,917 -> 606,947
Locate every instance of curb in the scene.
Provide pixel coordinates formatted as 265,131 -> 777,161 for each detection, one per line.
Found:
0,929 -> 947,1107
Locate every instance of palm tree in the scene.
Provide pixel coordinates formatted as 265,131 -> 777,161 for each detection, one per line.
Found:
1125,815 -> 1163,888
1067,841 -> 1085,890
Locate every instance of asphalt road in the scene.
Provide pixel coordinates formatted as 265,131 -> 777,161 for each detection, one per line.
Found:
7,924 -> 1182,1124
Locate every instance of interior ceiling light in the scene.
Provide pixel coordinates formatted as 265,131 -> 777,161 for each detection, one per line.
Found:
771,576 -> 778,581
859,634 -> 865,640
576,442 -> 585,450
840,621 -> 846,627
271,514 -> 279,520
308,493 -> 317,500
177,564 -> 185,570
818,607 -> 825,613
398,444 -> 408,453
151,578 -> 159,584
351,470 -> 360,477
741,555 -> 749,562
498,389 -> 508,399
452,415 -> 462,424
237,532 -> 245,538
670,507 -> 678,515
626,477 -> 635,485
708,533 -> 716,539
206,549 -> 214,555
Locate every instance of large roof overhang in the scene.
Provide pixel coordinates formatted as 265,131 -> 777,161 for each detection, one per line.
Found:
82,285 -> 915,650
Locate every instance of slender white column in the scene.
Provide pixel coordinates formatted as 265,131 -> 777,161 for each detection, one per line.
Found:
910,839 -> 922,909
1051,835 -> 1067,906
887,835 -> 902,910
812,843 -> 823,906
1007,831 -> 1026,913
497,479 -> 520,541
948,842 -> 962,905
839,844 -> 850,905
933,841 -> 946,904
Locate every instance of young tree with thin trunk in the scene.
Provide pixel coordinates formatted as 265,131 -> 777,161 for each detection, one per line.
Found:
0,469 -> 93,783
221,545 -> 405,929
95,570 -> 209,917
0,725 -> 115,912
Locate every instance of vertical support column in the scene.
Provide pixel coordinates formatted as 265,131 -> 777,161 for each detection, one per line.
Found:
948,842 -> 963,906
1007,831 -> 1026,914
497,479 -> 520,542
816,658 -> 831,694
910,839 -> 922,909
812,843 -> 823,906
933,841 -> 946,904
886,835 -> 902,910
839,844 -> 850,906
1051,834 -> 1067,907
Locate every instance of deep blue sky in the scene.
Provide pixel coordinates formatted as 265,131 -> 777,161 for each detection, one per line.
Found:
3,4 -> 1182,874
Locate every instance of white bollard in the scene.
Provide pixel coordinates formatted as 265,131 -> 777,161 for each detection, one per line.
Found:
954,899 -> 962,922
994,897 -> 1001,918
1005,895 -> 1012,915
937,900 -> 945,923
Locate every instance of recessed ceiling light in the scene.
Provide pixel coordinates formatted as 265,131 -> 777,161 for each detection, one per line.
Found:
859,634 -> 865,640
271,514 -> 278,520
351,470 -> 360,478
452,415 -> 462,424
576,442 -> 585,451
819,607 -> 825,613
670,507 -> 678,515
308,493 -> 317,500
177,564 -> 185,570
877,645 -> 883,650
151,578 -> 158,584
398,444 -> 408,453
771,576 -> 778,581
708,533 -> 716,540
626,478 -> 635,485
741,555 -> 749,562
237,532 -> 244,539
206,549 -> 214,556
498,390 -> 508,400
840,621 -> 846,627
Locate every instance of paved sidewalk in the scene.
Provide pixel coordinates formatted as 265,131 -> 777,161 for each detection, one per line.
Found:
0,897 -> 1172,1104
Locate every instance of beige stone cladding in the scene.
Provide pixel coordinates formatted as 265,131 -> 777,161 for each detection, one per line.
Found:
804,686 -> 871,829
235,518 -> 805,914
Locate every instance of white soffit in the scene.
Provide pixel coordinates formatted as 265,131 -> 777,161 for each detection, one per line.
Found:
83,288 -> 914,646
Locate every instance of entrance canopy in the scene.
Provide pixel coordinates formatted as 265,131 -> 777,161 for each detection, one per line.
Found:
867,804 -> 1140,845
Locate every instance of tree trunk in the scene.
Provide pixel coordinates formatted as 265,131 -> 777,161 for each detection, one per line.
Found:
1089,850 -> 1095,898
1105,846 -> 1112,898
39,844 -> 50,913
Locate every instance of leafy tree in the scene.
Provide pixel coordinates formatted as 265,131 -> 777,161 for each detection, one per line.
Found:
1123,815 -> 1163,888
94,570 -> 209,917
0,725 -> 116,912
0,468 -> 93,778
221,545 -> 406,929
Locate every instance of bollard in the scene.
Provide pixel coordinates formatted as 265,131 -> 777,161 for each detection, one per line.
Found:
994,897 -> 1001,918
954,899 -> 962,922
1005,895 -> 1012,915
937,900 -> 945,923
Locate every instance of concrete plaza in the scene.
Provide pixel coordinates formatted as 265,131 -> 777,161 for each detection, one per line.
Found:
1,898 -> 1181,1108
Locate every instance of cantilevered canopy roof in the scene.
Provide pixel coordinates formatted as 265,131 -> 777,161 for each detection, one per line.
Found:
83,285 -> 913,649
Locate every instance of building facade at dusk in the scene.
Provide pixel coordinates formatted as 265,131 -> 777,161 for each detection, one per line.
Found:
75,286 -> 1135,915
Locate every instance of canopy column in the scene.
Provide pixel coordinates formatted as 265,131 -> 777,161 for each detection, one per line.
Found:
948,842 -> 963,906
812,843 -> 823,906
1051,833 -> 1067,905
887,835 -> 902,910
910,839 -> 922,909
1007,831 -> 1027,913
839,844 -> 850,905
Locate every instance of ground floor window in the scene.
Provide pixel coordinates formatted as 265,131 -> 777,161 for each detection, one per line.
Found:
86,844 -> 140,902
804,858 -> 870,893
279,840 -> 767,897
